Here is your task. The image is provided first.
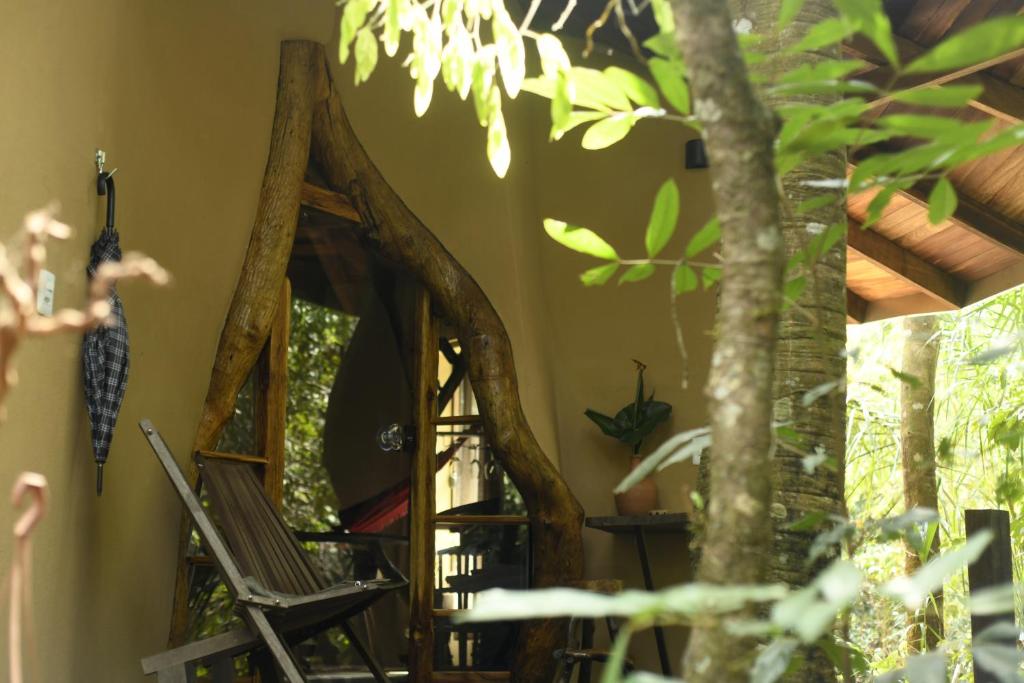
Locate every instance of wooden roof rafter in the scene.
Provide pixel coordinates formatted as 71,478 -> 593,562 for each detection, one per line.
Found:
844,33 -> 1024,124
846,217 -> 967,307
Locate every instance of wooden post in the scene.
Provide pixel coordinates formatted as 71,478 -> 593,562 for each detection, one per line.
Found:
966,509 -> 1015,683
409,288 -> 437,681
255,278 -> 291,509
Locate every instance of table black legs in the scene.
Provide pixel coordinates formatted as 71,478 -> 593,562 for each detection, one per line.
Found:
633,526 -> 672,676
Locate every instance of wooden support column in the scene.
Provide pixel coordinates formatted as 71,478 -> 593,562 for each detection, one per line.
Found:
409,289 -> 437,681
966,509 -> 1016,683
255,278 -> 291,509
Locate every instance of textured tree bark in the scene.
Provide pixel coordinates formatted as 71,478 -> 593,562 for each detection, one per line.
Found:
302,42 -> 585,681
731,1 -> 848,679
670,2 -> 785,681
900,315 -> 943,652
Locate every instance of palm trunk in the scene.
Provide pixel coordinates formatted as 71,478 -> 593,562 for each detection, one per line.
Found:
901,315 -> 943,651
732,2 -> 849,680
671,1 -> 785,681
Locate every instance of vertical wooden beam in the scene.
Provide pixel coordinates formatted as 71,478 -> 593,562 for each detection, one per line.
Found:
409,288 -> 437,682
255,278 -> 291,509
966,509 -> 1016,683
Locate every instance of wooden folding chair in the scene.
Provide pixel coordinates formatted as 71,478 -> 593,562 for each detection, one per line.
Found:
139,419 -> 407,682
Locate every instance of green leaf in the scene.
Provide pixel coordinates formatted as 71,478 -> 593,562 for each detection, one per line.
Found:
701,266 -> 721,289
784,276 -> 807,305
619,263 -> 656,284
883,530 -> 994,609
778,0 -> 806,29
471,48 -> 496,126
493,4 -> 526,97
796,194 -> 841,214
835,0 -> 898,66
673,264 -> 697,294
552,111 -> 607,141
751,638 -> 799,683
581,115 -> 635,150
414,74 -> 434,117
791,17 -> 855,53
569,67 -> 632,112
353,29 -> 379,85
604,67 -> 660,108
905,15 -> 1024,75
584,409 -> 621,437
927,177 -> 957,225
890,84 -> 984,108
779,59 -> 868,85
877,113 -> 973,141
486,104 -> 511,177
580,263 -> 619,286
544,219 -> 619,260
339,0 -> 377,63
686,217 -> 720,258
383,0 -> 404,57
648,58 -> 690,114
645,179 -> 680,257
649,0 -> 674,35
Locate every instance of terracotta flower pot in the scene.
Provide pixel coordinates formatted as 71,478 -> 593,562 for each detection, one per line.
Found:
614,455 -> 659,516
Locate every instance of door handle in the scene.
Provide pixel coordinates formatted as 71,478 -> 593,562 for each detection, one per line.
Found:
377,423 -> 415,452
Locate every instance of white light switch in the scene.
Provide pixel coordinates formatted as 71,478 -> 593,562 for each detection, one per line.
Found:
36,270 -> 55,317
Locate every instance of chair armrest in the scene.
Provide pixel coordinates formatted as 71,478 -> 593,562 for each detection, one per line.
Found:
292,530 -> 407,584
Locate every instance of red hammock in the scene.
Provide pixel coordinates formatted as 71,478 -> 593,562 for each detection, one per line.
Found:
337,437 -> 466,533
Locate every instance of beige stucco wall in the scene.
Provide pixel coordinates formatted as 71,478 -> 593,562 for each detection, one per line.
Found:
0,2 -> 711,679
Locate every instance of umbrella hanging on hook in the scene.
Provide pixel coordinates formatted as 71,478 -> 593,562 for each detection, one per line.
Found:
82,151 -> 130,496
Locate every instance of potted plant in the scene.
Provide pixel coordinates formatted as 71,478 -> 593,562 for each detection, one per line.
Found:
585,360 -> 672,515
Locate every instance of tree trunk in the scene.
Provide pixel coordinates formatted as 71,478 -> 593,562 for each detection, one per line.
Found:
901,314 -> 943,651
730,1 -> 849,679
670,2 -> 785,681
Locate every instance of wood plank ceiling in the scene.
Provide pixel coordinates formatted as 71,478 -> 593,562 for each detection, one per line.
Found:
843,0 -> 1024,322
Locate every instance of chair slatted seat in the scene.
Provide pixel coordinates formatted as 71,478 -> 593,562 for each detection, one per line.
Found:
139,420 -> 406,683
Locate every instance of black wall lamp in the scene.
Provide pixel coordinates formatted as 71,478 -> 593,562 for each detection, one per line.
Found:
685,139 -> 708,169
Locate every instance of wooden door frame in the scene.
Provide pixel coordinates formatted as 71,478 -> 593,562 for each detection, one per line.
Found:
173,41 -> 584,681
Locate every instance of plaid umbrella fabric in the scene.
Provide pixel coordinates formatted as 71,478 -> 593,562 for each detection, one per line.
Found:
82,228 -> 129,495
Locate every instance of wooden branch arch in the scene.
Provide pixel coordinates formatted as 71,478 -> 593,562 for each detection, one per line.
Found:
181,40 -> 584,681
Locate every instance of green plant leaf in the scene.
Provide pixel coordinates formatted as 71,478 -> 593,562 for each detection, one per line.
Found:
835,0 -> 898,66
751,638 -> 799,683
649,0 -> 674,35
927,177 -> 957,225
702,266 -> 721,289
551,111 -> 607,141
877,113 -> 975,141
584,409 -> 621,437
890,83 -> 984,108
791,17 -> 855,53
544,219 -> 619,260
619,263 -> 656,284
493,4 -> 526,97
569,67 -> 632,112
905,15 -> 1024,75
353,29 -> 379,85
339,0 -> 377,63
486,105 -> 511,177
673,264 -> 698,294
778,0 -> 807,29
686,217 -> 720,258
581,115 -> 635,150
883,530 -> 994,609
648,58 -> 690,114
471,47 -> 497,127
383,0 -> 404,57
644,179 -> 680,257
605,67 -> 660,108
783,276 -> 807,306
579,263 -> 618,287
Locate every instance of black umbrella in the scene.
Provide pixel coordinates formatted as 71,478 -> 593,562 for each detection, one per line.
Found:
82,168 -> 128,495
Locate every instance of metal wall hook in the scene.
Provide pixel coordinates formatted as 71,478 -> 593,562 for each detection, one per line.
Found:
95,149 -> 117,233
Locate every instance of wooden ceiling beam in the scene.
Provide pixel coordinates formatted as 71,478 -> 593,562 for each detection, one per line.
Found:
846,160 -> 1024,255
846,218 -> 967,307
847,289 -> 869,323
844,34 -> 1024,124
300,182 -> 362,223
